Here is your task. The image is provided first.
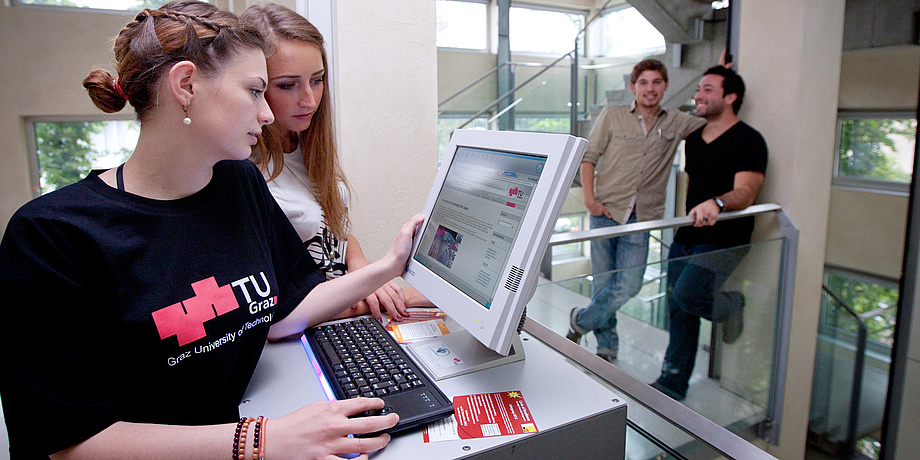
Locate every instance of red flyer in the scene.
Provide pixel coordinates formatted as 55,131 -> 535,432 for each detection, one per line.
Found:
452,390 -> 538,439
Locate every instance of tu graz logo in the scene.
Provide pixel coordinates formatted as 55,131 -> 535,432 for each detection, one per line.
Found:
152,274 -> 276,347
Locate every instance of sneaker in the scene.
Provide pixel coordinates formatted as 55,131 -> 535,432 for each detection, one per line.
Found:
596,348 -> 617,362
722,292 -> 745,344
650,381 -> 686,401
565,307 -> 584,344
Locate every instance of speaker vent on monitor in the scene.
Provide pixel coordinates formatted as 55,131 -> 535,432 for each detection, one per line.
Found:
505,266 -> 524,292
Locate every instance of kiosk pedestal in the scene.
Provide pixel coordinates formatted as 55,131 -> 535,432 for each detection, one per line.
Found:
241,323 -> 628,459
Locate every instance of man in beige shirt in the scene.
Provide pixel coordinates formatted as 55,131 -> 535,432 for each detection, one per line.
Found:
567,59 -> 705,362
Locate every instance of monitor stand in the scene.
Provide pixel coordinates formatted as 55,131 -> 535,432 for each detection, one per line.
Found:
405,329 -> 526,381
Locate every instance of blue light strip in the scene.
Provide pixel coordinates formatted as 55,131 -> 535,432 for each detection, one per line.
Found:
300,334 -> 337,402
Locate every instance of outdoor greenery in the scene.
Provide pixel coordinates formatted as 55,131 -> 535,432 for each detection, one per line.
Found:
837,118 -> 916,182
515,116 -> 570,134
823,271 -> 898,346
34,121 -> 134,193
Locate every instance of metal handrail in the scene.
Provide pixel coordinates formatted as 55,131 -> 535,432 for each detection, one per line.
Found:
446,0 -> 617,131
821,285 -> 868,459
455,50 -> 575,131
438,64 -> 503,109
438,61 -> 573,109
549,203 -> 782,246
542,202 -> 798,447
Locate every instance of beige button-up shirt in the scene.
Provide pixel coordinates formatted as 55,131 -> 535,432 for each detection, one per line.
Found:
583,103 -> 705,224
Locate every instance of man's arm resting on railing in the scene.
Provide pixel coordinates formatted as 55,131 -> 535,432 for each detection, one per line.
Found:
689,171 -> 765,227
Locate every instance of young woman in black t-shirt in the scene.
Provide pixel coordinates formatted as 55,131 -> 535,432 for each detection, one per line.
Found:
0,1 -> 419,458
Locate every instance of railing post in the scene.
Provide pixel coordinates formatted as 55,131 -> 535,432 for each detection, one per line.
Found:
496,0 -> 513,131
822,286 -> 869,458
760,209 -> 799,444
570,43 -> 578,136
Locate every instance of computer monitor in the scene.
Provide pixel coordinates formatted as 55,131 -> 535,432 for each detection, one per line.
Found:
403,129 -> 586,371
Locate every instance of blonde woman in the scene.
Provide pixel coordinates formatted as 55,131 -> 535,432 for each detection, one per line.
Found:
243,3 -> 432,321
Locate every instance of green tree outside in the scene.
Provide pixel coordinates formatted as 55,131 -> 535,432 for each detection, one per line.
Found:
823,271 -> 897,345
35,122 -> 102,192
35,121 -> 135,193
837,118 -> 916,182
514,116 -> 570,133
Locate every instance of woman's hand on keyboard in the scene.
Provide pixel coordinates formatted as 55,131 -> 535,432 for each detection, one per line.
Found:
269,397 -> 398,459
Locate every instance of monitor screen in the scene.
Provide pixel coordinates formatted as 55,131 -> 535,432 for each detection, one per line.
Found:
404,129 -> 586,356
412,147 -> 546,310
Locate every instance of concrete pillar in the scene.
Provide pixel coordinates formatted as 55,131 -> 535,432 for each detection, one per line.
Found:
327,0 -> 439,261
736,1 -> 845,457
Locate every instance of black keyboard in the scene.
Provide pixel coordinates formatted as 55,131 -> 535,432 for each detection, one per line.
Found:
302,317 -> 454,433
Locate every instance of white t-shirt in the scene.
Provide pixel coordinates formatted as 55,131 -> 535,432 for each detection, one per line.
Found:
263,146 -> 349,280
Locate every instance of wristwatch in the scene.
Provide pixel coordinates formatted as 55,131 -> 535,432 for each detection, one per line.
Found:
714,197 -> 725,212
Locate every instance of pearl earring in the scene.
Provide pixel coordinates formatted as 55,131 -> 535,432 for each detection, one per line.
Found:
182,105 -> 191,125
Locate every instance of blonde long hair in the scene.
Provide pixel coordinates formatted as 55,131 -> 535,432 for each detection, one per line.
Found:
242,3 -> 350,240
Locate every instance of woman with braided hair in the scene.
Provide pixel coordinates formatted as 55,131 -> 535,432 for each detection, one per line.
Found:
0,1 -> 416,458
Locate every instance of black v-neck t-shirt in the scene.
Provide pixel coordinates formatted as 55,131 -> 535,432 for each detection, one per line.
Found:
675,121 -> 768,248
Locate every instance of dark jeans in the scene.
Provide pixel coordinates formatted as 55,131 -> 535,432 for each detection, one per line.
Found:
655,241 -> 747,397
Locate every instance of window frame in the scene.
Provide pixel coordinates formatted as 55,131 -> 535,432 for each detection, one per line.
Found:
10,0 -> 185,14
833,110 -> 916,195
25,114 -> 137,197
508,3 -> 586,57
586,3 -> 667,59
436,0 -> 490,52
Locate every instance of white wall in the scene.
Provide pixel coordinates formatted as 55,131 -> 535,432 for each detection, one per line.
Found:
0,6 -> 133,232
328,0 -> 438,260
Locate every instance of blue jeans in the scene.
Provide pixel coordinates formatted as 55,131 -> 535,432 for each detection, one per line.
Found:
573,214 -> 649,354
655,241 -> 747,397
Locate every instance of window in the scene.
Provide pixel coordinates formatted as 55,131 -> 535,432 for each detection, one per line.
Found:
14,0 -> 175,11
514,115 -> 570,134
589,6 -> 666,59
509,6 -> 584,55
28,119 -> 138,195
822,268 -> 897,348
552,213 -> 587,260
834,112 -> 916,193
436,0 -> 488,50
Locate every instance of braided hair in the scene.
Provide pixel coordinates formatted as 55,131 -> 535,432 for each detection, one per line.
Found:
83,0 -> 266,121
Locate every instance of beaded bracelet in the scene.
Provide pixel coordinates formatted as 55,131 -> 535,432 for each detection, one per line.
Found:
252,415 -> 265,460
259,418 -> 267,460
235,417 -> 254,460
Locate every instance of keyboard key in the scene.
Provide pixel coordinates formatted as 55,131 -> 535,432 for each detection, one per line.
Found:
372,380 -> 396,390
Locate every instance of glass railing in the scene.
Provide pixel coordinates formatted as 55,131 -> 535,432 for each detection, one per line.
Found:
437,58 -> 575,162
809,285 -> 894,459
523,203 -> 797,458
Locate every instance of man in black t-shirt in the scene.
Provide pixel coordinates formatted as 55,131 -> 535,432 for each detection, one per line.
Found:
650,66 -> 768,401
